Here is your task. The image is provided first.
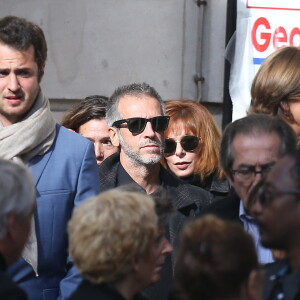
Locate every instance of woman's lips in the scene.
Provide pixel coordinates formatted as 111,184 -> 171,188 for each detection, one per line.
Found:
174,162 -> 190,170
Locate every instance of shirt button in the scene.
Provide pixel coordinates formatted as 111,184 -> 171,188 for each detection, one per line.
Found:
277,293 -> 284,300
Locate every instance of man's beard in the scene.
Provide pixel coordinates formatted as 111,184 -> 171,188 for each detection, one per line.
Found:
118,131 -> 163,167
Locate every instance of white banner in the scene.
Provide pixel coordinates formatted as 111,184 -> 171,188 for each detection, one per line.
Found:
229,0 -> 300,121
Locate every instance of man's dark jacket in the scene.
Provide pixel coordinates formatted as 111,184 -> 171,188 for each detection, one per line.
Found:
199,190 -> 242,224
263,259 -> 300,300
99,153 -> 212,300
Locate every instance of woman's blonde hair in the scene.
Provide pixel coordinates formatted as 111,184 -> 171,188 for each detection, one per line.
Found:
162,100 -> 223,180
68,189 -> 158,284
250,46 -> 300,115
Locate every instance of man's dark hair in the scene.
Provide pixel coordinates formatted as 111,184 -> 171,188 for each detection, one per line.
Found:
220,114 -> 297,178
0,16 -> 47,81
61,95 -> 109,132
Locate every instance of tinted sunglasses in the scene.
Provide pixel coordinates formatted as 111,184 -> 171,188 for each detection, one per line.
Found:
164,135 -> 200,154
112,116 -> 170,134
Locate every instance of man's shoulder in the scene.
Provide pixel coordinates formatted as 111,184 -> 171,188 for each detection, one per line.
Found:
200,192 -> 240,221
55,124 -> 92,147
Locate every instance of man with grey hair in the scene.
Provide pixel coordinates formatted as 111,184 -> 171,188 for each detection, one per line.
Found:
201,114 -> 297,264
99,82 -> 212,300
0,159 -> 35,299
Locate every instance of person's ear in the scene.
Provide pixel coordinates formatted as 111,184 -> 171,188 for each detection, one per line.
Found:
226,172 -> 234,186
109,127 -> 120,147
280,101 -> 294,123
280,100 -> 290,113
38,64 -> 46,82
245,269 -> 263,300
132,254 -> 142,273
6,212 -> 20,241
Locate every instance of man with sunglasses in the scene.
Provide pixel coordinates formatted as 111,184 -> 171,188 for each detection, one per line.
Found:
250,151 -> 300,300
201,114 -> 297,264
99,82 -> 212,300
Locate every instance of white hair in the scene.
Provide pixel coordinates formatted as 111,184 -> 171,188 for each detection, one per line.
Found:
0,159 -> 36,239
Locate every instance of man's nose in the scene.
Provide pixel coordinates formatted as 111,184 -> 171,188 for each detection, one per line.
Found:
8,74 -> 20,92
94,142 -> 104,159
162,237 -> 173,255
143,121 -> 156,137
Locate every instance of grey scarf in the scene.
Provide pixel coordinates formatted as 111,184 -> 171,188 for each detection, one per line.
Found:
0,90 -> 56,275
0,90 -> 56,163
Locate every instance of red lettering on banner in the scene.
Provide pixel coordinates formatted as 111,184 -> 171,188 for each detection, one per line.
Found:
252,17 -> 271,52
273,26 -> 287,49
252,17 -> 300,52
290,28 -> 300,47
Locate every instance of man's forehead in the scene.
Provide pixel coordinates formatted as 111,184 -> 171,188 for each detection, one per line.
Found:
118,94 -> 162,117
231,132 -> 281,165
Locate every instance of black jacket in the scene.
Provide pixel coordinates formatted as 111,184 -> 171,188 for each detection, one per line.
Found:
263,259 -> 300,300
199,190 -> 241,224
0,253 -> 27,300
68,280 -> 147,300
99,153 -> 212,300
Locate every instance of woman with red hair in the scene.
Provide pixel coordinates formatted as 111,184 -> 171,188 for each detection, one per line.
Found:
162,100 -> 229,198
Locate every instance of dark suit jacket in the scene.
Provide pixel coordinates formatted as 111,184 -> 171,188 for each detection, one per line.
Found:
0,254 -> 27,300
199,190 -> 242,224
8,125 -> 100,300
263,259 -> 300,300
99,153 -> 212,300
68,280 -> 147,300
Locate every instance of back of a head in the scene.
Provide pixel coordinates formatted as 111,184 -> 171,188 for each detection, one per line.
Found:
0,159 -> 35,239
220,114 -> 297,176
176,215 -> 258,300
250,47 -> 300,115
61,95 -> 108,132
68,189 -> 158,284
0,15 -> 47,80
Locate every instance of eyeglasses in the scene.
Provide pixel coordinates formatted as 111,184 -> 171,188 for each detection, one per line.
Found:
112,116 -> 170,134
258,184 -> 300,207
230,162 -> 275,182
164,135 -> 200,154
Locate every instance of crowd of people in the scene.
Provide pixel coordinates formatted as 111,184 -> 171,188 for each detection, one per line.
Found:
1,14 -> 300,300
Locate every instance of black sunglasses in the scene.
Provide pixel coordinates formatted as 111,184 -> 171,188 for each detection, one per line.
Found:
112,116 -> 170,134
164,135 -> 200,154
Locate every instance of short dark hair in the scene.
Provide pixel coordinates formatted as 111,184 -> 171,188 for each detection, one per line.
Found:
61,95 -> 109,132
176,215 -> 258,300
106,83 -> 165,126
0,16 -> 47,81
220,114 -> 297,177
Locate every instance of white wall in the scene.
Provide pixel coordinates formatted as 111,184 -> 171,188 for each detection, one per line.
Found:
1,0 -> 227,125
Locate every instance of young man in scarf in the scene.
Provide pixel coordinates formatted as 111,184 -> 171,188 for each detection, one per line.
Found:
0,16 -> 100,300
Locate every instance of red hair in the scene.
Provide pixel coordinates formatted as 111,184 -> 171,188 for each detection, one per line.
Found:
162,100 -> 223,180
